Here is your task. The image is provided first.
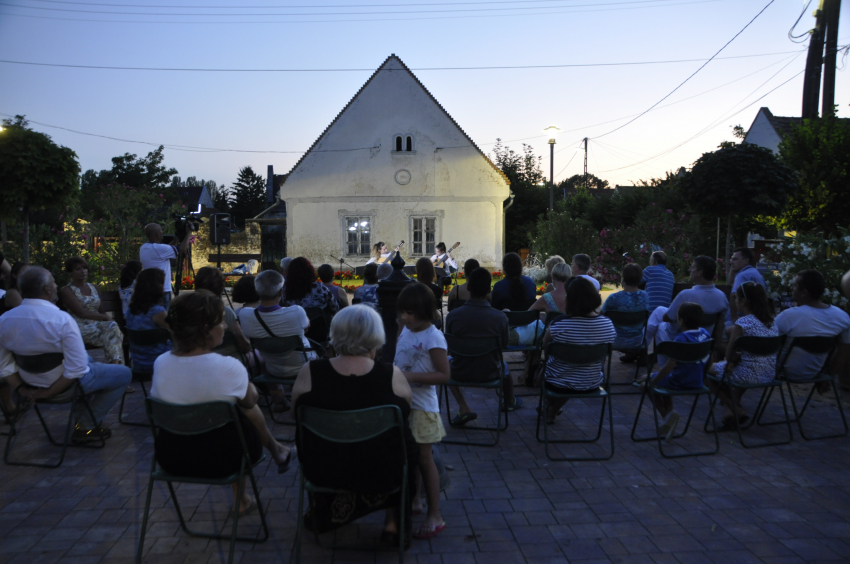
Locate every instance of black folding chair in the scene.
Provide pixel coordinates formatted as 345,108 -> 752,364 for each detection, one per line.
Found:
758,335 -> 847,440
303,307 -> 333,344
137,399 -> 269,564
631,339 -> 720,458
5,352 -> 105,468
703,335 -> 792,448
295,405 -> 409,564
119,327 -> 171,427
603,310 -> 650,391
535,342 -> 614,461
442,335 -> 507,446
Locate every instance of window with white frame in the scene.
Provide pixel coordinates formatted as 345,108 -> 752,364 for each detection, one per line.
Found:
344,216 -> 372,256
411,217 -> 436,256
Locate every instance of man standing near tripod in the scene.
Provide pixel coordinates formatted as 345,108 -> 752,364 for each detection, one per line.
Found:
140,223 -> 191,309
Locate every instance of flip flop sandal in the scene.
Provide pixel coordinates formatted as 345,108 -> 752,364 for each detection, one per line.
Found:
451,412 -> 477,426
413,522 -> 446,540
277,447 -> 296,474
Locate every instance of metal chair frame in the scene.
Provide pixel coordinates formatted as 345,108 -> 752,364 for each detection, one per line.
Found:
603,309 -> 650,392
137,399 -> 269,564
535,342 -> 615,461
442,335 -> 507,446
249,335 -> 321,426
119,327 -> 171,427
630,339 -> 720,458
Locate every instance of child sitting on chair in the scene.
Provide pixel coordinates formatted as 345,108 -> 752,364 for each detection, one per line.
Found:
641,302 -> 711,441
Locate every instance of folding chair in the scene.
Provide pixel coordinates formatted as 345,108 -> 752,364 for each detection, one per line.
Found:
758,335 -> 847,440
442,335 -> 507,446
703,335 -> 792,448
631,339 -> 719,458
118,327 -> 171,427
535,342 -> 614,461
295,405 -> 409,564
250,335 -> 317,426
5,352 -> 105,468
603,310 -> 650,391
303,307 -> 333,344
504,310 -> 544,394
137,399 -> 269,564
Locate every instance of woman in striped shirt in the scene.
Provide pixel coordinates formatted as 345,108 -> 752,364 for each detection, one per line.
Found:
540,277 -> 616,424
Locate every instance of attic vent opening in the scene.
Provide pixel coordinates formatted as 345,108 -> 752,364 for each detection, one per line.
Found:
406,136 -> 412,151
395,136 -> 402,151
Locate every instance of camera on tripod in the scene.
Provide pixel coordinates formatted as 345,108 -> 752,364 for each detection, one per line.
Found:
172,212 -> 201,242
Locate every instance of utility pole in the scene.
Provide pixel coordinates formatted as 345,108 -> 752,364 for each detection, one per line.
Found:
583,138 -> 588,189
821,0 -> 842,117
548,142 -> 554,211
802,0 -> 827,119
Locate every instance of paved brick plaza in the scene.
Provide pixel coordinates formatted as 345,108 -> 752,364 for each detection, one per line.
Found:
1,350 -> 849,564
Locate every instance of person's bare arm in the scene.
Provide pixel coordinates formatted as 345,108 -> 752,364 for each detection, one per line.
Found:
403,348 -> 450,385
230,321 -> 252,353
729,295 -> 739,322
290,362 -> 313,412
724,324 -> 743,367
645,359 -> 676,388
59,287 -> 110,321
529,296 -> 546,314
152,310 -> 169,329
391,365 -> 413,405
18,375 -> 76,401
829,343 -> 850,377
337,287 -> 349,308
235,382 -> 260,410
96,287 -> 107,315
0,258 -> 10,279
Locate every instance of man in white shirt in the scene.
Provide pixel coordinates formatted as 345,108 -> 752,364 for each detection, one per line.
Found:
571,253 -> 601,291
430,242 -> 458,273
775,269 -> 850,383
0,267 -> 131,443
139,223 -> 191,309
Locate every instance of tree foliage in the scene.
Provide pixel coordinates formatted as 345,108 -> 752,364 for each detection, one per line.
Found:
491,140 -> 545,251
230,166 -> 266,228
778,114 -> 850,235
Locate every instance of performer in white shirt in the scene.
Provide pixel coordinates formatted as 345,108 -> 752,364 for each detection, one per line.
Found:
430,242 -> 458,273
0,267 -> 131,443
139,223 -> 191,308
366,242 -> 391,265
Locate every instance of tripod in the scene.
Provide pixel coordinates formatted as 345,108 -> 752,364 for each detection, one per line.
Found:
330,254 -> 357,289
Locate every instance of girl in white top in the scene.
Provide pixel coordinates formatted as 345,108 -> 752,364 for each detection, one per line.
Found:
366,242 -> 391,265
393,283 -> 450,540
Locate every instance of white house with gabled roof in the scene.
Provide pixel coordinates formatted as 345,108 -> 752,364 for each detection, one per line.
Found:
279,54 -> 511,268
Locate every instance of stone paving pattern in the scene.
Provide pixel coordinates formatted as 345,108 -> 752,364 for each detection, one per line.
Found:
1,347 -> 850,564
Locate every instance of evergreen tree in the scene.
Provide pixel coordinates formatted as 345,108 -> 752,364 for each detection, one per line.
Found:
230,166 -> 266,228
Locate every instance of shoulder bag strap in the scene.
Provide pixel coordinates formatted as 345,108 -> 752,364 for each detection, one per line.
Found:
253,308 -> 278,338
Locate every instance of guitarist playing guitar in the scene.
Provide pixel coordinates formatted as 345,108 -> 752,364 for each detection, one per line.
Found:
431,242 -> 459,272
368,240 -> 405,264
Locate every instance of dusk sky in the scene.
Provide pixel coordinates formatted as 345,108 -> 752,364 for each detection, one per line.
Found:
1,0 -> 847,191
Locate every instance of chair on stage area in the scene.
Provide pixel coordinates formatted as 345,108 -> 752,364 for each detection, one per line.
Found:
137,399 -> 269,564
535,342 -> 615,462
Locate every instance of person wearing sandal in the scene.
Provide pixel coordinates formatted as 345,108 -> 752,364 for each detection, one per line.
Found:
291,305 -> 418,548
150,292 -> 293,518
445,267 -> 522,426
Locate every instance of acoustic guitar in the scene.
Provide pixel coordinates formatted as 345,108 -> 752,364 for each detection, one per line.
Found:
377,240 -> 405,264
433,242 -> 460,268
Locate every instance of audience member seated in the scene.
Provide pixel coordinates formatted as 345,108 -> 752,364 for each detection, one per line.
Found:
646,256 -> 728,363
239,270 -> 316,411
571,253 -> 600,291
317,263 -> 349,310
377,262 -> 393,280
118,260 -> 143,317
543,255 -> 565,294
415,258 -> 444,315
602,263 -> 649,356
531,262 -> 570,315
727,247 -> 767,325
353,262 -> 380,307
447,259 -> 483,312
446,267 -> 521,426
492,252 -> 536,311
283,257 -> 339,315
0,267 -> 131,443
641,303 -> 711,440
539,277 -> 616,424
707,282 -> 778,430
59,256 -> 125,365
193,267 -> 252,358
291,305 -> 417,545
150,291 -> 293,517
125,269 -> 171,373
4,262 -> 29,310
642,251 -> 675,310
231,275 -> 260,314
774,269 -> 850,387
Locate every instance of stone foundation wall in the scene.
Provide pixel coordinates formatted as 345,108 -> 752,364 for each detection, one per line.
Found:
189,222 -> 261,273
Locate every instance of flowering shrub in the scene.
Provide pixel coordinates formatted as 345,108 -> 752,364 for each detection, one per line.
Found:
761,228 -> 850,313
181,277 -> 194,289
523,267 -> 548,283
334,270 -> 361,281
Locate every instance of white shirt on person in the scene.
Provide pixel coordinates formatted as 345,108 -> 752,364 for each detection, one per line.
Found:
393,324 -> 446,413
0,298 -> 90,387
429,253 -> 458,271
140,242 -> 178,293
366,253 -> 391,265
151,352 -> 247,405
238,305 -> 313,378
775,305 -> 850,380
576,274 -> 601,291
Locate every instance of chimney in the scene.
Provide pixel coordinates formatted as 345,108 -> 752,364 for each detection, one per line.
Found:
266,165 -> 275,204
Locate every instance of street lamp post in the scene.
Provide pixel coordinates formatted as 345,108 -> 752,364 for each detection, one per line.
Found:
543,126 -> 560,211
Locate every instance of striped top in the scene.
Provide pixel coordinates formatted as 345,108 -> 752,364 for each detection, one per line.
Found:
545,316 -> 617,391
642,265 -> 675,310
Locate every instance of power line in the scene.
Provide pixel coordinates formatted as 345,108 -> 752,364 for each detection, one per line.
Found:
0,49 -> 804,73
19,0 -> 696,7
591,0 -> 775,140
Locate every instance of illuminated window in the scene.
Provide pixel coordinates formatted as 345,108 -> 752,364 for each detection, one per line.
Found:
345,216 -> 372,256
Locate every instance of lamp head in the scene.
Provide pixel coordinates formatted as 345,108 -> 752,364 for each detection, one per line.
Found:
543,125 -> 560,144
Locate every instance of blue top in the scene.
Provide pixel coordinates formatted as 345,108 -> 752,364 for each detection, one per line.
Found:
663,327 -> 712,390
491,276 -> 537,311
126,305 -> 171,371
728,265 -> 767,324
602,290 -> 649,349
353,283 -> 378,306
642,265 -> 675,310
